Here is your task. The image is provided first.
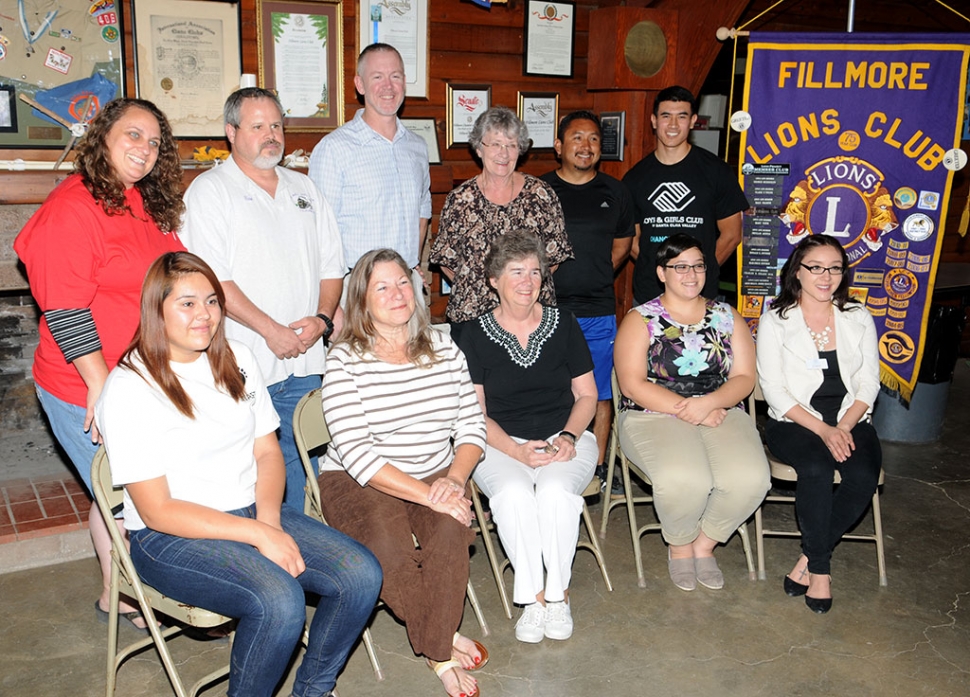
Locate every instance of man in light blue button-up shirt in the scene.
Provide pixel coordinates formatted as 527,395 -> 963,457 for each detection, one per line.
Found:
308,44 -> 432,275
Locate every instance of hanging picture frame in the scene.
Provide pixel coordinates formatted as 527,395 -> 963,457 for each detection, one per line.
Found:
447,84 -> 490,148
132,0 -> 241,139
0,2 -> 126,148
257,0 -> 344,132
401,118 -> 441,164
517,92 -> 559,150
523,0 -> 575,78
357,0 -> 429,99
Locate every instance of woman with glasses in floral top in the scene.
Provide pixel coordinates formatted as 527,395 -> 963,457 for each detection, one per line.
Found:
614,233 -> 769,593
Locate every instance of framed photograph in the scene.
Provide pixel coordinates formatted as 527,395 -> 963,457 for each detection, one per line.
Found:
0,87 -> 17,134
517,92 -> 558,150
401,118 -> 441,164
132,0 -> 241,139
524,1 -> 575,78
600,111 -> 626,162
0,3 -> 125,148
358,0 -> 428,99
258,0 -> 344,132
447,84 -> 490,148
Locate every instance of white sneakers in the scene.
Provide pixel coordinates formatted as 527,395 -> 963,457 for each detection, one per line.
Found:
515,602 -> 546,643
543,600 -> 573,640
515,600 -> 573,643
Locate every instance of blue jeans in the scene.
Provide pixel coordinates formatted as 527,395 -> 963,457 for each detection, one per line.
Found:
268,374 -> 322,511
130,504 -> 382,697
35,384 -> 99,495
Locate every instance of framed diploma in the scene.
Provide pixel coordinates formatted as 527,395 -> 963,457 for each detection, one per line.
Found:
517,92 -> 558,150
600,111 -> 626,162
401,118 -> 441,164
523,1 -> 575,78
446,84 -> 490,148
357,0 -> 429,99
132,0 -> 242,139
257,0 -> 344,133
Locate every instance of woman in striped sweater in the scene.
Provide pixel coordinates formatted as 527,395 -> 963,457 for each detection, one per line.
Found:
319,248 -> 488,697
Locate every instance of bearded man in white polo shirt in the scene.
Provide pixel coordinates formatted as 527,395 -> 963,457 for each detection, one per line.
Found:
181,87 -> 345,511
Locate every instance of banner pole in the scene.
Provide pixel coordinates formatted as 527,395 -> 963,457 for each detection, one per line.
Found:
846,0 -> 856,32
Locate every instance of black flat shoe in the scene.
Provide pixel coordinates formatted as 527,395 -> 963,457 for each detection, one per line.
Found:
784,575 -> 809,597
805,595 -> 832,614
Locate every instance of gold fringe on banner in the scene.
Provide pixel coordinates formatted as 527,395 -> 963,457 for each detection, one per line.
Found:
880,365 -> 914,404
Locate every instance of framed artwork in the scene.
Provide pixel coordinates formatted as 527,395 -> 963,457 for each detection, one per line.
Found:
357,0 -> 429,98
401,118 -> 441,164
132,0 -> 241,139
600,111 -> 626,161
523,0 -> 575,78
517,92 -> 558,150
447,84 -> 490,148
257,0 -> 344,132
0,87 -> 17,133
0,1 -> 125,147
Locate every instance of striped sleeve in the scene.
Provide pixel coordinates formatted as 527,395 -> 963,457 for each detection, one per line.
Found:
444,341 -> 487,452
44,308 -> 102,362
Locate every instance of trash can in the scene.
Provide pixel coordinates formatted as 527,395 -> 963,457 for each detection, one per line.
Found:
871,304 -> 966,443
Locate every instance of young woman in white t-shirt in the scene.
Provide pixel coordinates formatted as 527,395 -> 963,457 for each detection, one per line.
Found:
96,252 -> 381,697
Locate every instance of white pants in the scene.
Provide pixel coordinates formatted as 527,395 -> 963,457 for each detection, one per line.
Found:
473,431 -> 597,604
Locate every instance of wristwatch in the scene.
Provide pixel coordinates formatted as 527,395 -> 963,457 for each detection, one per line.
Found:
558,431 -> 577,445
316,313 -> 335,342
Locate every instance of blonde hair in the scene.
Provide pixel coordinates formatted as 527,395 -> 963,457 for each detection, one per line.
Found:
334,249 -> 440,365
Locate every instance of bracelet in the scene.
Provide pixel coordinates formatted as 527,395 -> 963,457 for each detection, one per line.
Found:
558,430 -> 577,445
315,313 -> 335,340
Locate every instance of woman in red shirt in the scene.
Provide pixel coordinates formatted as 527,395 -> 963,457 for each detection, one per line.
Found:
15,98 -> 185,629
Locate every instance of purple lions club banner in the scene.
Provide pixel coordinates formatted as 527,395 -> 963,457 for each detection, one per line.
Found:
738,33 -> 970,401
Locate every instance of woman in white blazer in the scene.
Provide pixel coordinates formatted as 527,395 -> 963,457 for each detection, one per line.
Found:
756,234 -> 882,614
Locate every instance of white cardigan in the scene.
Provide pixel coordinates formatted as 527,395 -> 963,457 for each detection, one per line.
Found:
756,303 -> 880,424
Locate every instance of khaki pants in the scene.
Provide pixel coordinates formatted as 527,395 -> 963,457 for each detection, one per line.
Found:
618,409 -> 769,546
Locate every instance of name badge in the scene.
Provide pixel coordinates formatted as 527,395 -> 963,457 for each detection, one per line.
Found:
807,357 -> 829,370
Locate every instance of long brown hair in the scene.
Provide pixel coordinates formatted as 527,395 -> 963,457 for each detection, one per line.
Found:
74,98 -> 184,233
120,252 -> 244,418
334,248 -> 440,365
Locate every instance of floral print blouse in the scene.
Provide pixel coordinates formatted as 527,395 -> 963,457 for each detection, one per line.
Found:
430,174 -> 572,323
622,297 -> 739,412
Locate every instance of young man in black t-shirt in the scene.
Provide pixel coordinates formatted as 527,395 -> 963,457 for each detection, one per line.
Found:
622,86 -> 749,305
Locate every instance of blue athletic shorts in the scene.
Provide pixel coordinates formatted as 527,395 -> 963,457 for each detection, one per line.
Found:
576,315 -> 616,401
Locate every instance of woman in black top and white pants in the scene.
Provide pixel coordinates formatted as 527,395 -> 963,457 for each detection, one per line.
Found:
458,230 -> 597,645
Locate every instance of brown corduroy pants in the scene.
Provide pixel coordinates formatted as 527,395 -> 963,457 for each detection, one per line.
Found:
318,470 -> 475,662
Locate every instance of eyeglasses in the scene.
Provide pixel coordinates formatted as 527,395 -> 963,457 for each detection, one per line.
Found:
664,263 -> 707,274
800,263 -> 845,276
481,142 -> 519,153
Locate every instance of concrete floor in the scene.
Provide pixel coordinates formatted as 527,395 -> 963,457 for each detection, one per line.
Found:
2,364 -> 969,697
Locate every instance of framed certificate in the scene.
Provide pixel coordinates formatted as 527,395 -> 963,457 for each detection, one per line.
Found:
600,111 -> 626,162
257,0 -> 344,133
357,0 -> 429,99
523,1 -> 575,78
517,92 -> 558,150
401,118 -> 441,164
446,84 -> 490,148
132,0 -> 241,139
